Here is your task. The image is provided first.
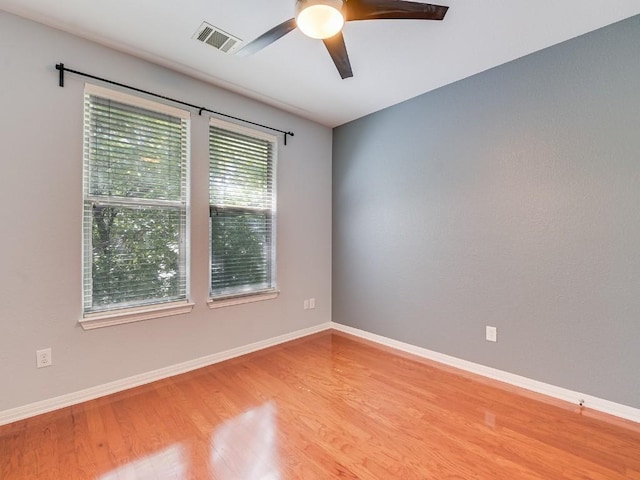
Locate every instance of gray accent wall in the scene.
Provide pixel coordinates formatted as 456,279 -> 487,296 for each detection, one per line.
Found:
333,15 -> 640,408
0,11 -> 332,412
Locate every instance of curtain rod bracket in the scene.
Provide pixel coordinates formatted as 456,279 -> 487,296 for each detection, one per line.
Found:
56,63 -> 65,87
284,132 -> 293,146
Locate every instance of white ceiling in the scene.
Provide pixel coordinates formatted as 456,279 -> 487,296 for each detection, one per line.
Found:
2,1 -> 639,127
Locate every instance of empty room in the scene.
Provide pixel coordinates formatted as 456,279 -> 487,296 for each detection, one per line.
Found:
1,1 -> 639,478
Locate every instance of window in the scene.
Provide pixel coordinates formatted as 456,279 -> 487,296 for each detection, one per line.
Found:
208,120 -> 277,303
82,85 -> 190,322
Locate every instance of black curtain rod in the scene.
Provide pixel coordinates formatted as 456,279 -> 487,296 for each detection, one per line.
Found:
55,63 -> 295,145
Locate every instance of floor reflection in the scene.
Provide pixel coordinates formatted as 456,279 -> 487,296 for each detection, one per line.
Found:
100,444 -> 186,480
484,410 -> 496,429
211,402 -> 280,480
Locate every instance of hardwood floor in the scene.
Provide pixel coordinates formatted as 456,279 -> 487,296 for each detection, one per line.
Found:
1,330 -> 639,479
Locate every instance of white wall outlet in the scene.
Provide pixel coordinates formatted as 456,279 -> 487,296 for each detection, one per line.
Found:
486,326 -> 497,342
36,348 -> 52,368
309,298 -> 316,309
303,299 -> 309,310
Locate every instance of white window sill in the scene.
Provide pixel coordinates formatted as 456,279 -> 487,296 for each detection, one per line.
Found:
80,301 -> 195,330
207,291 -> 279,309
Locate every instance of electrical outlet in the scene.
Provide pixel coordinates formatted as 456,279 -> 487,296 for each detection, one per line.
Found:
303,299 -> 309,310
36,348 -> 52,368
309,298 -> 316,309
486,326 -> 497,342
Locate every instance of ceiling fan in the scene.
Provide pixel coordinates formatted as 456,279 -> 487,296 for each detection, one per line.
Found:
237,0 -> 449,79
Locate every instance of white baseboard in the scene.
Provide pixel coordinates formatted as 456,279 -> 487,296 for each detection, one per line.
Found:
331,322 -> 640,424
0,322 -> 332,427
4,321 -> 638,427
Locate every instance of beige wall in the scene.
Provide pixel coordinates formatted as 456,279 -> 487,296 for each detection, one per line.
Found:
0,11 -> 332,411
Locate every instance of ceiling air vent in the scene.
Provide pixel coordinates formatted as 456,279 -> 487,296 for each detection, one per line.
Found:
193,22 -> 241,54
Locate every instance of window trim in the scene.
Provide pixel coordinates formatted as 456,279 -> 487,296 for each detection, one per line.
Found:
79,301 -> 195,330
207,291 -> 279,310
208,118 -> 278,302
84,84 -> 190,119
81,83 -> 192,325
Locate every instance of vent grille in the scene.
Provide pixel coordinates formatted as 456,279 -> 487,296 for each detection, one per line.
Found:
197,27 -> 213,42
193,22 -> 241,54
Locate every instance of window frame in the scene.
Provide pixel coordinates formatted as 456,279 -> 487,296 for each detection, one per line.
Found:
80,84 -> 194,329
207,118 -> 279,309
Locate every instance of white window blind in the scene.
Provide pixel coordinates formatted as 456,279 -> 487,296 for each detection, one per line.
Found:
209,120 -> 277,298
83,85 -> 190,314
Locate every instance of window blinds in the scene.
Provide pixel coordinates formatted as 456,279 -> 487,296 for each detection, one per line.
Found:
209,122 -> 276,298
83,86 -> 189,313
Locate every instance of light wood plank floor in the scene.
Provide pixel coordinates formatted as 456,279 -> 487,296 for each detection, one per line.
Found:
1,330 -> 639,479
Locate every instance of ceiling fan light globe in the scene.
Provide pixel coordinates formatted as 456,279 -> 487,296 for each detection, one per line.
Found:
295,0 -> 345,39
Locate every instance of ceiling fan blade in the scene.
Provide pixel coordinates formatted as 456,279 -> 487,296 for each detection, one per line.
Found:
236,18 -> 297,57
323,32 -> 353,79
345,0 -> 448,21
